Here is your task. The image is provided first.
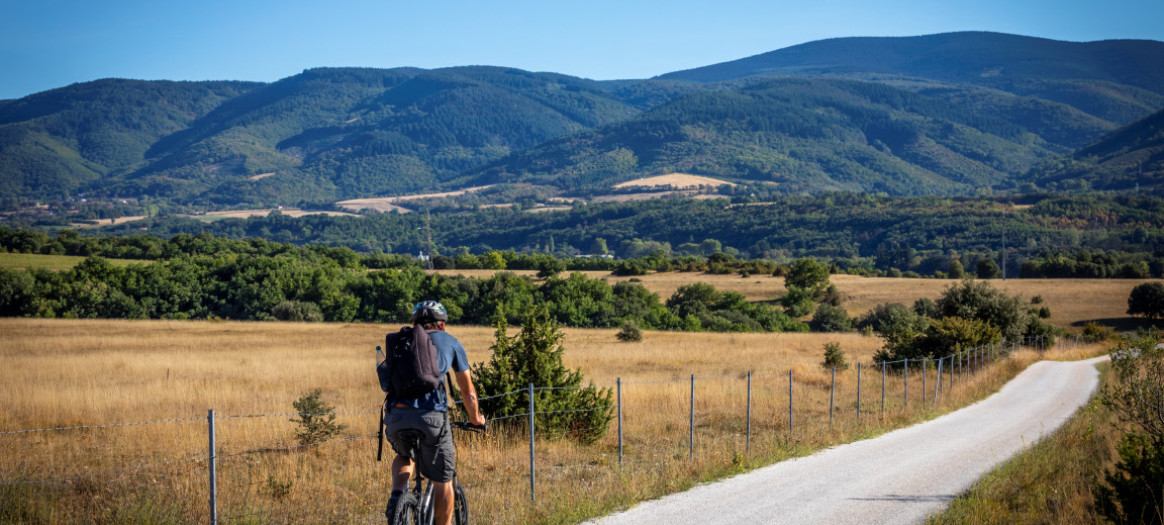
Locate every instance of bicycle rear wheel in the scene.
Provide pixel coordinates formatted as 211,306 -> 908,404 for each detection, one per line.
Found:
389,492 -> 421,525
453,481 -> 468,525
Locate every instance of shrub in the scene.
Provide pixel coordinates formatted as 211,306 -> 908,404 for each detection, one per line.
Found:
472,308 -> 613,443
821,342 -> 849,371
1082,322 -> 1116,343
290,389 -> 347,446
1098,335 -> 1164,524
812,303 -> 853,332
272,301 -> 323,322
616,321 -> 643,342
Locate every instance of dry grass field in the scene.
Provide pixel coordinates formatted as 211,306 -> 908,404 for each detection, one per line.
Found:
612,174 -> 736,190
1,313 -> 1109,525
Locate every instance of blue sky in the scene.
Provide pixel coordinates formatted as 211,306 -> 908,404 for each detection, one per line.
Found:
2,0 -> 1162,100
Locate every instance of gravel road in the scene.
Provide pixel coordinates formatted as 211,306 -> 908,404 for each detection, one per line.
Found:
585,357 -> 1106,525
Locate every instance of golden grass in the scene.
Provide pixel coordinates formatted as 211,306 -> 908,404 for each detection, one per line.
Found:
0,253 -> 141,271
0,318 -> 1108,524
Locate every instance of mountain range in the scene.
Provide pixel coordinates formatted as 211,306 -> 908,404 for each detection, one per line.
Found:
2,31 -> 1163,212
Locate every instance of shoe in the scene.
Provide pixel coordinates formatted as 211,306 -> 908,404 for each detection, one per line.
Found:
385,490 -> 401,521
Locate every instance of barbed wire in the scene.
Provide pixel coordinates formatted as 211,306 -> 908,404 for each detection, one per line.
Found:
0,454 -> 208,486
0,415 -> 205,435
219,409 -> 378,419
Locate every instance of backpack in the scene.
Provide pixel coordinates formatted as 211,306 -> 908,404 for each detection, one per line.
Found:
378,325 -> 442,398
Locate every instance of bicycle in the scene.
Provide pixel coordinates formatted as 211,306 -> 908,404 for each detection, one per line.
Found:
388,421 -> 486,525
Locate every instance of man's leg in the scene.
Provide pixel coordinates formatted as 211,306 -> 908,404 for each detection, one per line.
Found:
391,454 -> 414,492
431,480 -> 454,525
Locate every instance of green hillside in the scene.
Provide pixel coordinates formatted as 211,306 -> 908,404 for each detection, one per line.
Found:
462,78 -> 1107,195
1030,107 -> 1164,191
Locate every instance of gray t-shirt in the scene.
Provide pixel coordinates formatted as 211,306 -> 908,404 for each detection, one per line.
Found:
383,329 -> 470,412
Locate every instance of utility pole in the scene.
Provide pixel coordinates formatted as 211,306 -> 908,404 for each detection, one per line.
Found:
1001,227 -> 1006,281
424,212 -> 434,270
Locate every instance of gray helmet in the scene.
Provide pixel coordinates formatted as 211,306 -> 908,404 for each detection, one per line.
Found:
410,300 -> 448,324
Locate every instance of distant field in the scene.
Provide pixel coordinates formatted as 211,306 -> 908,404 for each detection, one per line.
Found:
189,208 -> 359,220
335,185 -> 495,213
0,252 -> 140,270
613,173 -> 736,189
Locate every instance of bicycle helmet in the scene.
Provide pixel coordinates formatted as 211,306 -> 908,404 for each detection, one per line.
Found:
410,300 -> 448,324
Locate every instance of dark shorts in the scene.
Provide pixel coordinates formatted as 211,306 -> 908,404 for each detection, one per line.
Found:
385,407 -> 456,483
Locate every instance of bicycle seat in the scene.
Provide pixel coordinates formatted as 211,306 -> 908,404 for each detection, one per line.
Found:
393,429 -> 425,446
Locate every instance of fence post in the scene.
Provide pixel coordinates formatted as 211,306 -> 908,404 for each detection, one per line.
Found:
935,359 -> 943,403
689,374 -> 695,461
208,409 -> 217,525
788,370 -> 794,435
880,362 -> 886,417
746,371 -> 752,454
857,362 -> 862,423
922,359 -> 927,406
829,367 -> 836,426
904,359 -> 909,408
528,383 -> 535,503
617,378 -> 623,466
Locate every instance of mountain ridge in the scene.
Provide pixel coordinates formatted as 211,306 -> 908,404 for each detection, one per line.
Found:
1,32 -> 1163,213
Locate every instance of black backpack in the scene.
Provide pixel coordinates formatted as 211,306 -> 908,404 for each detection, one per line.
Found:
379,325 -> 442,398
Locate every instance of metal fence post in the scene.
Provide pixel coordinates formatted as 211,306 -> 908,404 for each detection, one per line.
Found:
829,367 -> 836,426
788,370 -> 794,435
904,359 -> 909,408
880,362 -> 886,417
528,383 -> 535,503
857,362 -> 862,422
746,371 -> 752,454
208,409 -> 217,525
689,374 -> 695,461
935,359 -> 943,403
922,359 -> 927,406
617,378 -> 623,466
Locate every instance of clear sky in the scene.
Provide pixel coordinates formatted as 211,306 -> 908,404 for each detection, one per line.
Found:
2,0 -> 1162,100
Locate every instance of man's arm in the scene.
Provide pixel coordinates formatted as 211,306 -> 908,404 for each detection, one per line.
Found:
453,369 -> 486,426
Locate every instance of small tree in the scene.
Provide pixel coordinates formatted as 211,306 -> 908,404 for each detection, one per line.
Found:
821,342 -> 849,371
290,389 -> 347,446
976,257 -> 1002,279
472,307 -> 614,443
1128,282 -> 1164,320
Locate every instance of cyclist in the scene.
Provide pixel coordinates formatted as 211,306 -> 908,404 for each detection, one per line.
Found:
384,300 -> 485,525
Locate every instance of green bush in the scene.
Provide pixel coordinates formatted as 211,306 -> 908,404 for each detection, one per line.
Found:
272,300 -> 323,322
616,321 -> 643,342
821,342 -> 849,371
290,389 -> 347,446
472,308 -> 613,444
811,303 -> 853,332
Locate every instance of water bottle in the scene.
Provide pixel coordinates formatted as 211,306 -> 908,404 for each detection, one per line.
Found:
375,345 -> 385,367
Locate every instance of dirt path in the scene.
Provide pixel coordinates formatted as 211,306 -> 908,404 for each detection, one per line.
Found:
585,357 -> 1106,525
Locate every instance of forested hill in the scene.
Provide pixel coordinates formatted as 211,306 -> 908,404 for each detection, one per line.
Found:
3,32 -> 1164,212
660,32 -> 1164,123
1029,107 -> 1164,191
461,77 -> 1112,195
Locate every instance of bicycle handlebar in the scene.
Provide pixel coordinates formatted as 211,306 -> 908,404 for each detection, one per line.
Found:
451,421 -> 487,433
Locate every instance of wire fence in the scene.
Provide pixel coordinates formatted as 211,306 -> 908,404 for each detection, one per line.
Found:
1,335 -> 1078,523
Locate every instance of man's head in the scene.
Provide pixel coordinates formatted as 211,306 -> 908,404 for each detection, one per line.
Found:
411,300 -> 448,330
